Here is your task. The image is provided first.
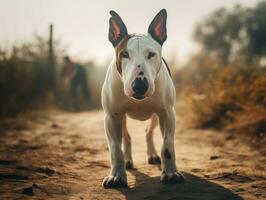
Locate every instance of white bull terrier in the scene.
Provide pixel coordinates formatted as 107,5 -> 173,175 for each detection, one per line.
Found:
101,9 -> 184,188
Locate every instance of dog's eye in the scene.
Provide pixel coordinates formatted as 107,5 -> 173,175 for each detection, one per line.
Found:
147,52 -> 155,59
121,51 -> 129,59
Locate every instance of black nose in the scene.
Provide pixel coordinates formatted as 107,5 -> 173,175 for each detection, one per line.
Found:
132,77 -> 148,97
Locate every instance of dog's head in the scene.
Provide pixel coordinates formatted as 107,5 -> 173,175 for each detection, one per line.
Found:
108,9 -> 167,101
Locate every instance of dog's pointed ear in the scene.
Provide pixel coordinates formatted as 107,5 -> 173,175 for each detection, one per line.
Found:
148,9 -> 167,45
109,10 -> 128,47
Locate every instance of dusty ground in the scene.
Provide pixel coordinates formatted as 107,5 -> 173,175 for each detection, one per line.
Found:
0,109 -> 265,200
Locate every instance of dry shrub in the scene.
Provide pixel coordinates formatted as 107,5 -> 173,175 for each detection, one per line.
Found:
0,35 -> 66,118
227,105 -> 266,138
0,35 -> 106,120
0,43 -> 48,117
175,55 -> 266,139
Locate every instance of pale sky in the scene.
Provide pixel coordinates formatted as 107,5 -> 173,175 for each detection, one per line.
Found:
0,0 -> 258,65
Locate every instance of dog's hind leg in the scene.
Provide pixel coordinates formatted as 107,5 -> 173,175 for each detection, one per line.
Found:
146,114 -> 161,165
122,116 -> 134,170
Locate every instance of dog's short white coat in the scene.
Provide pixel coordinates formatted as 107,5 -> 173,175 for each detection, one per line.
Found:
101,33 -> 182,187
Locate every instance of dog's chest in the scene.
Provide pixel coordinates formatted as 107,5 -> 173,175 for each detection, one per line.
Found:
125,102 -> 157,121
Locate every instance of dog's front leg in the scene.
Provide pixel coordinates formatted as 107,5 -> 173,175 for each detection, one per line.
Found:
159,108 -> 184,183
102,113 -> 127,188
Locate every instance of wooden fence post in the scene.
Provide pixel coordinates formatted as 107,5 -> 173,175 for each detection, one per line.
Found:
48,24 -> 54,89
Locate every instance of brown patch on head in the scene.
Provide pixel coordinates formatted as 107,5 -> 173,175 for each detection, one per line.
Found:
164,148 -> 171,160
115,34 -> 134,75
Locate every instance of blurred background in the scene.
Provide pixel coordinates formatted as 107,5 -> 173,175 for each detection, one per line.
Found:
0,0 -> 265,141
0,1 -> 265,199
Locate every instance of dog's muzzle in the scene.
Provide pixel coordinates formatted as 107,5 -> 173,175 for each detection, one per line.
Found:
131,77 -> 149,100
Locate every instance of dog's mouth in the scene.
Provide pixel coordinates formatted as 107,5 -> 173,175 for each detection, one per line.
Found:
132,93 -> 145,100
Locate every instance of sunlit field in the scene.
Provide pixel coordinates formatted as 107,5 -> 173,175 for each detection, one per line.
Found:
0,1 -> 265,199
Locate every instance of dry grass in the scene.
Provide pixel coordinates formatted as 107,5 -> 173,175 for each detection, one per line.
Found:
0,35 -> 105,120
0,36 -> 54,118
175,55 -> 266,141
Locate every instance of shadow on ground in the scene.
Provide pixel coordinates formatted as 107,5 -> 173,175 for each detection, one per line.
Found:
115,169 -> 243,200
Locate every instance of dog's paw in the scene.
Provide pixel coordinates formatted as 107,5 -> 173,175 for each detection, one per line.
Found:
148,155 -> 161,165
102,175 -> 128,188
161,171 -> 185,184
125,160 -> 134,170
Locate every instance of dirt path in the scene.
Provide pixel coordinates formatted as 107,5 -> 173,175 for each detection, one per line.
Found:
0,110 -> 265,200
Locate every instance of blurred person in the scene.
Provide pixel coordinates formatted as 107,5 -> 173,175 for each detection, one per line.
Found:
62,56 -> 90,102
